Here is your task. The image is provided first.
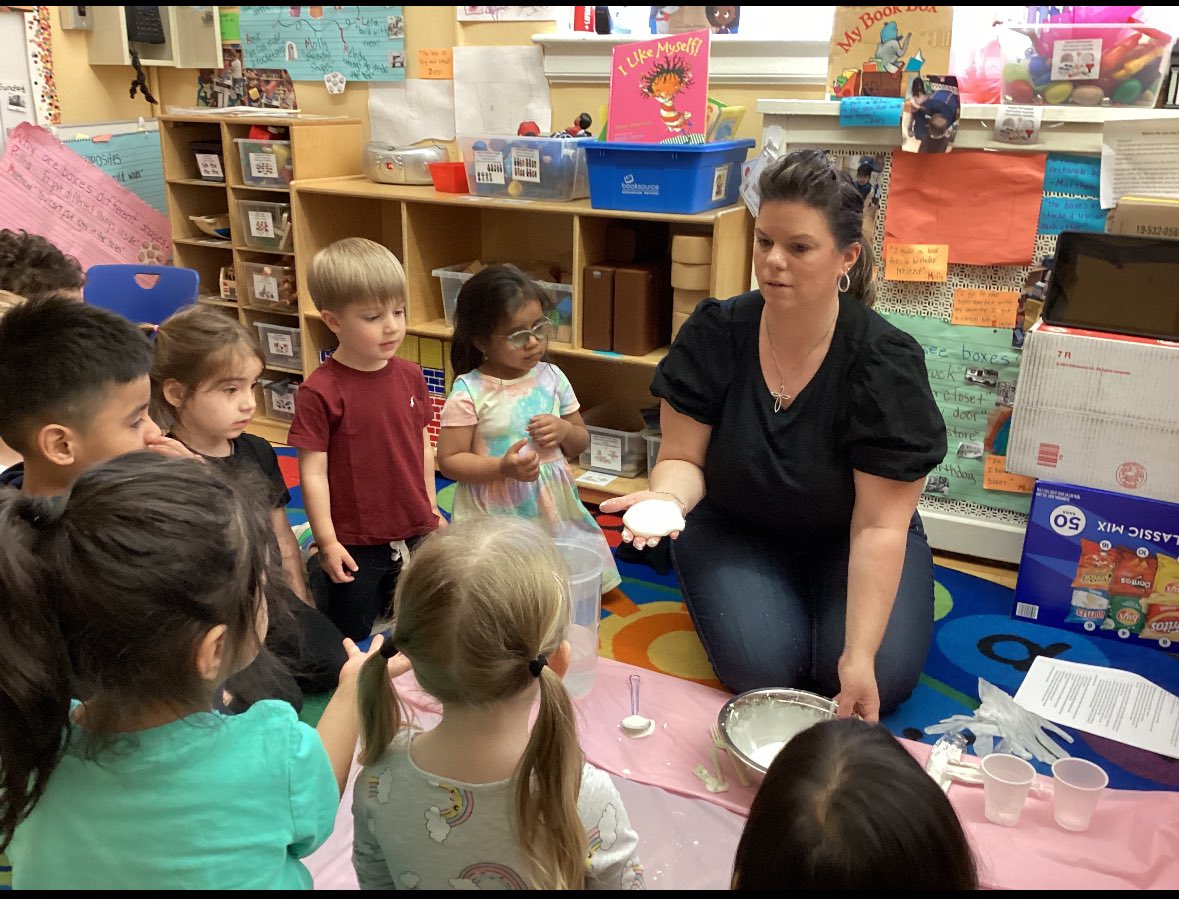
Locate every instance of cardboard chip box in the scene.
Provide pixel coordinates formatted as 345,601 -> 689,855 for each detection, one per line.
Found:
1106,196 -> 1179,241
1008,321 -> 1179,502
1012,480 -> 1179,653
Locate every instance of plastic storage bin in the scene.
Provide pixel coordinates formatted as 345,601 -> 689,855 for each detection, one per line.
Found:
238,200 -> 292,251
578,404 -> 647,478
239,260 -> 296,308
260,378 -> 300,422
581,139 -> 755,215
191,139 -> 225,183
432,263 -> 573,333
643,430 -> 662,476
236,138 -> 293,188
458,134 -> 590,201
999,23 -> 1174,107
254,321 -> 302,369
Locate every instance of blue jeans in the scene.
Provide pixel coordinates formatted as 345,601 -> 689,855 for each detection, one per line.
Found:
671,499 -> 934,713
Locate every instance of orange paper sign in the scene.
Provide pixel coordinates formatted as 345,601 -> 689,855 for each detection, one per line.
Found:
884,243 -> 949,282
952,288 -> 1020,328
984,455 -> 1036,494
418,48 -> 453,79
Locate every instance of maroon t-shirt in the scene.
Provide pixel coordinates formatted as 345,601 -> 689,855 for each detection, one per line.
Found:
288,356 -> 434,545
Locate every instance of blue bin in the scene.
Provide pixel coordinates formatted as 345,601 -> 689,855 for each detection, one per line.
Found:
581,139 -> 755,215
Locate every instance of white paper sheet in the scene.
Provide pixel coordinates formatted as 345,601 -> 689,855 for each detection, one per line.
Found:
452,45 -> 551,136
368,80 -> 456,146
1100,118 -> 1179,209
1014,657 -> 1179,760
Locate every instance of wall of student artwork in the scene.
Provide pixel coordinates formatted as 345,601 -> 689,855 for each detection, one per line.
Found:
826,144 -> 1106,521
239,5 -> 407,83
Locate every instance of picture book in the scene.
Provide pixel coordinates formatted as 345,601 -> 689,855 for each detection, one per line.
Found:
705,98 -> 746,142
827,6 -> 952,100
607,29 -> 710,144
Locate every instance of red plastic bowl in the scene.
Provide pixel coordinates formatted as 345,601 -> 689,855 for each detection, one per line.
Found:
430,161 -> 468,194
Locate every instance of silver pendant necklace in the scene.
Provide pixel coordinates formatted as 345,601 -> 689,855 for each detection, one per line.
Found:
765,306 -> 839,413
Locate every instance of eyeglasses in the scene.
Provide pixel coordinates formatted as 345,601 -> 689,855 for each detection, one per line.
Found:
501,319 -> 557,349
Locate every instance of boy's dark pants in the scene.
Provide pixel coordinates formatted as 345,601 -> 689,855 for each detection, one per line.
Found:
308,539 -> 422,642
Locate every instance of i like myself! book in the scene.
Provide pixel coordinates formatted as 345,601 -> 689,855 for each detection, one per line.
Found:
607,29 -> 710,144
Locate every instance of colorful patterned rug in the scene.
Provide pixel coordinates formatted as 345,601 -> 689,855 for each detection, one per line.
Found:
276,452 -> 1179,791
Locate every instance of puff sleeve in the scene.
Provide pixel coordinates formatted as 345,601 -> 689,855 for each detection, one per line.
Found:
844,330 -> 947,481
650,298 -> 739,427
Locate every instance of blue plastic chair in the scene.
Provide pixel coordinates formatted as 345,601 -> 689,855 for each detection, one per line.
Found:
83,264 -> 200,326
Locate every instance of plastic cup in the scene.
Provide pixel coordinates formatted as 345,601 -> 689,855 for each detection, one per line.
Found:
980,753 -> 1036,826
553,539 -> 603,700
1051,757 -> 1108,831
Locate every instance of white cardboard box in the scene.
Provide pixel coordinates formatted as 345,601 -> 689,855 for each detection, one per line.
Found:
1008,321 -> 1179,502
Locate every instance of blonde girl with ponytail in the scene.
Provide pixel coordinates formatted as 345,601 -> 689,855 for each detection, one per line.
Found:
352,516 -> 643,890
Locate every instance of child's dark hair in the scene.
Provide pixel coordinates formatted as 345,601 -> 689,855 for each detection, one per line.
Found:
450,265 -> 554,376
0,229 -> 85,301
732,718 -> 979,890
758,149 -> 877,306
356,516 -> 582,889
0,296 -> 152,453
151,305 -> 266,429
0,453 -> 276,851
856,161 -> 874,179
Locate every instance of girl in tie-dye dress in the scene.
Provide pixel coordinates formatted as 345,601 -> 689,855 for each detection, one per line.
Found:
436,265 -> 621,592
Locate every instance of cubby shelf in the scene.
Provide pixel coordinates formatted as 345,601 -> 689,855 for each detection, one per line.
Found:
291,176 -> 753,499
159,113 -> 364,443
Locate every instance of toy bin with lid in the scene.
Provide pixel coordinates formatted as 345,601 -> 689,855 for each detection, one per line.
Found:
254,321 -> 302,369
239,260 -> 296,308
577,403 -> 647,478
236,138 -> 293,188
458,134 -> 590,201
581,139 -> 755,214
238,200 -> 292,251
998,23 -> 1174,107
261,378 -> 300,422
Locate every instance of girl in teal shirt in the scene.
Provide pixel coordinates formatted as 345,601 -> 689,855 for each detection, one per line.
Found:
0,453 -> 383,889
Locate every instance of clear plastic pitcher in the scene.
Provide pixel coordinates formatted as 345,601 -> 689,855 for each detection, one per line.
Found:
554,539 -> 603,699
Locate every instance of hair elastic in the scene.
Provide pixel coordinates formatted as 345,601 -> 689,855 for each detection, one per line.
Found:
379,636 -> 399,658
528,652 -> 548,678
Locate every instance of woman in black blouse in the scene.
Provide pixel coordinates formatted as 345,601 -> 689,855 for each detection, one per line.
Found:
601,150 -> 947,720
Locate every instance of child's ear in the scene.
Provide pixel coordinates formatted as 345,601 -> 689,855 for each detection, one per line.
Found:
162,379 -> 188,411
35,423 -> 80,468
472,336 -> 488,356
195,624 -> 229,684
320,309 -> 342,334
549,638 -> 572,678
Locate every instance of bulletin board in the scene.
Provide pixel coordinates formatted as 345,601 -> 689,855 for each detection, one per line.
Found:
758,101 -> 1122,562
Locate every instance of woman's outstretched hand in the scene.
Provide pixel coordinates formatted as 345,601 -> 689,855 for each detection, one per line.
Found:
599,490 -> 684,550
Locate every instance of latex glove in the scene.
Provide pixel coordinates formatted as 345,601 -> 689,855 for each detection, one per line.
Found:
925,677 -> 1074,765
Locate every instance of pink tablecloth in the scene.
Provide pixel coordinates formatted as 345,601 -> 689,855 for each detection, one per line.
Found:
306,658 -> 1179,890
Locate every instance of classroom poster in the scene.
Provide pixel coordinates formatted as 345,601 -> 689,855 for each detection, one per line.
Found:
0,123 -> 171,271
607,29 -> 710,144
65,130 -> 166,215
881,312 -> 1032,514
827,6 -> 952,100
239,6 -> 405,82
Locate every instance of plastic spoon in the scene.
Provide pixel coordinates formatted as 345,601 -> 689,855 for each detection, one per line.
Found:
621,673 -> 655,737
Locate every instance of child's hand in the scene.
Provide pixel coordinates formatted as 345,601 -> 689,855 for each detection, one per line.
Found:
320,541 -> 359,583
338,634 -> 412,685
498,438 -> 541,483
526,414 -> 569,449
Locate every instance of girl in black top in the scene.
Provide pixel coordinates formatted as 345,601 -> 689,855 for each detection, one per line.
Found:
603,150 -> 946,718
152,306 -> 347,710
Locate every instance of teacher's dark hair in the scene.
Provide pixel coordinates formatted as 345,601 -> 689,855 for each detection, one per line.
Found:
732,717 -> 979,890
758,149 -> 877,306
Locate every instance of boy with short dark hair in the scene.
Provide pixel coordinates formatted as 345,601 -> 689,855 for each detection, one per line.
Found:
0,296 -> 189,495
289,238 -> 443,641
0,229 -> 86,302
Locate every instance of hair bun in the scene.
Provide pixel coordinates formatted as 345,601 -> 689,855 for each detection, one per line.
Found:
18,493 -> 65,531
